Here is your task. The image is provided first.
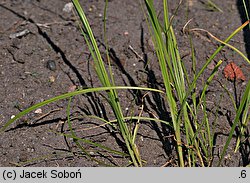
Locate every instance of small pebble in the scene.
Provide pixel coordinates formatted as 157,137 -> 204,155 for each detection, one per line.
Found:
49,76 -> 56,83
27,147 -> 35,153
11,115 -> 15,119
68,85 -> 77,92
46,60 -> 56,71
63,2 -> 74,13
124,31 -> 129,36
34,108 -> 42,114
9,29 -> 30,39
89,5 -> 97,12
140,136 -> 144,142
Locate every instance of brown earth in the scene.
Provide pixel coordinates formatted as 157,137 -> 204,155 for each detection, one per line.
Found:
0,0 -> 249,167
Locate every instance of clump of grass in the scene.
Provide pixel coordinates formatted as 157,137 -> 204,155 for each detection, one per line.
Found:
143,0 -> 249,166
0,0 -> 249,167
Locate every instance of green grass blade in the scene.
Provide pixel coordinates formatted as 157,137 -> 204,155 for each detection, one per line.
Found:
0,86 -> 163,133
144,0 -> 184,166
55,131 -> 129,157
217,79 -> 250,166
178,20 -> 250,127
242,0 -> 250,29
72,0 -> 143,166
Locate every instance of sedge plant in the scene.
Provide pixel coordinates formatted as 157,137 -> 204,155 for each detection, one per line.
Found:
143,0 -> 250,166
1,0 -> 249,167
0,0 -> 168,167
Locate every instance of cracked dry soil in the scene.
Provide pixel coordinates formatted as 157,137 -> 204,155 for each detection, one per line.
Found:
0,0 -> 249,166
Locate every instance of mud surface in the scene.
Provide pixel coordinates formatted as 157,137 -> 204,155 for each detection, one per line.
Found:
0,0 -> 249,166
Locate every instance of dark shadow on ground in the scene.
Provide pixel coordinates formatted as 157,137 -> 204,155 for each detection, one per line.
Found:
226,109 -> 250,166
139,24 -> 174,157
97,24 -> 175,158
237,0 -> 250,59
236,0 -> 250,166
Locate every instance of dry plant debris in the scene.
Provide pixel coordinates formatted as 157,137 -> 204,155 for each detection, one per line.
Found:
223,62 -> 246,81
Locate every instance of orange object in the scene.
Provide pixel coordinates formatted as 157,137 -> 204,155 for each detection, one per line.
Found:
223,62 -> 246,81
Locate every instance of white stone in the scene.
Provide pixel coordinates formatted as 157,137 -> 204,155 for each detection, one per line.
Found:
63,2 -> 74,13
34,108 -> 42,114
